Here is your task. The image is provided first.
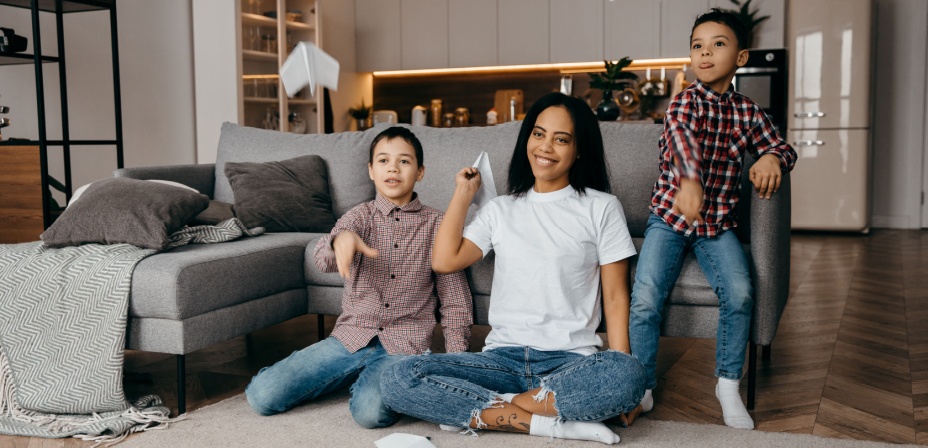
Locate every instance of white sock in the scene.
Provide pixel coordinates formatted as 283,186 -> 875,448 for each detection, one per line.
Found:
640,389 -> 653,412
529,414 -> 620,445
439,424 -> 465,432
716,378 -> 754,430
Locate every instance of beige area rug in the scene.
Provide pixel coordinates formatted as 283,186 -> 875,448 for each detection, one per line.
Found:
120,391 -> 916,448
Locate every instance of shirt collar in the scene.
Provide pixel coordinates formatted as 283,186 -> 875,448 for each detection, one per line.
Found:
373,192 -> 422,215
693,79 -> 734,102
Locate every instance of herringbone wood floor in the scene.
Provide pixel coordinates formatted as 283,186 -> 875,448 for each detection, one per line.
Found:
1,230 -> 926,446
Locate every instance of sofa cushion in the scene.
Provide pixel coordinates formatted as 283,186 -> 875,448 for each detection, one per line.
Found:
225,155 -> 337,232
41,178 -> 209,250
214,123 -> 376,217
191,200 -> 235,226
129,233 -> 318,320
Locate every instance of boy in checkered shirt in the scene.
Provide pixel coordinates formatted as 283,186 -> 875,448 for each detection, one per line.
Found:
628,8 -> 797,430
245,126 -> 472,428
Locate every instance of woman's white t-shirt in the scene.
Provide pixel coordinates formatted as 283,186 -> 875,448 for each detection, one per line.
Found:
463,185 -> 637,356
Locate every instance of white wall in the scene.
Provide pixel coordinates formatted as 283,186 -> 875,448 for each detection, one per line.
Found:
319,0 -> 371,133
0,0 -> 197,203
192,0 -> 239,164
870,0 -> 928,229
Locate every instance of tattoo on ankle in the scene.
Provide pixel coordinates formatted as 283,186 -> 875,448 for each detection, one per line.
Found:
494,413 -> 530,432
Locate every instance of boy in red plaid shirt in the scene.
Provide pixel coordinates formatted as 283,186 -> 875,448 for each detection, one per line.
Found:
628,9 -> 797,430
245,127 -> 473,428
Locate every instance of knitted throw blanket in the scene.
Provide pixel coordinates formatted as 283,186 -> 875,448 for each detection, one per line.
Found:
0,219 -> 263,444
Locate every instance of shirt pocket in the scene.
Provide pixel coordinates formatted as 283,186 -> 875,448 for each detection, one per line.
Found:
726,127 -> 748,161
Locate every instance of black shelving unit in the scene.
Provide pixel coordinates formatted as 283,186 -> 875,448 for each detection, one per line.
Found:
0,0 -> 122,229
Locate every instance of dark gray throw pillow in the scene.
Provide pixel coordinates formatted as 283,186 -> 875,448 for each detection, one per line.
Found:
41,178 -> 210,250
224,155 -> 336,232
191,200 -> 235,226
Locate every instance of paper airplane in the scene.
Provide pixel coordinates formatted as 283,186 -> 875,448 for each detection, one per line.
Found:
279,41 -> 339,97
471,151 -> 498,208
374,433 -> 436,448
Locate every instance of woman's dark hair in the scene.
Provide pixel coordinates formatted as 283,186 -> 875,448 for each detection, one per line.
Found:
507,92 -> 610,196
368,126 -> 424,167
691,8 -> 749,50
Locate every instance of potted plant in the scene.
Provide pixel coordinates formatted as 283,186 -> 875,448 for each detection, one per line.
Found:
348,99 -> 372,131
721,0 -> 770,48
588,57 -> 639,121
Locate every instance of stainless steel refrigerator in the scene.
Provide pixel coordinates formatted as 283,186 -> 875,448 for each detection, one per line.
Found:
787,0 -> 873,231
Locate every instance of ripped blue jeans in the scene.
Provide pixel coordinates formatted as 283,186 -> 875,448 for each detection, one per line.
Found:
380,346 -> 646,427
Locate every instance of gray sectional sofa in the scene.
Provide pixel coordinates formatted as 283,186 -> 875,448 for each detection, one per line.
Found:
115,121 -> 791,414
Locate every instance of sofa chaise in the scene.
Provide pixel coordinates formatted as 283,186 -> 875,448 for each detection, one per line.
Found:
115,121 -> 791,414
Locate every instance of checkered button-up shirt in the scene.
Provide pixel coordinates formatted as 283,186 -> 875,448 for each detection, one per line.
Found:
312,194 -> 472,355
652,80 -> 797,237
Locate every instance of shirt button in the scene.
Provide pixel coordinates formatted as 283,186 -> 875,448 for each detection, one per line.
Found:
384,303 -> 390,308
394,244 -> 398,248
395,217 -> 399,221
378,327 -> 384,331
394,207 -> 400,212
390,274 -> 395,279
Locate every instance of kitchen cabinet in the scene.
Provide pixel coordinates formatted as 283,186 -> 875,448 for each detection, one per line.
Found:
401,0 -> 448,69
498,0 -> 549,65
787,0 -> 871,130
550,0 -> 603,63
605,0 -> 661,61
355,0 -> 401,72
788,129 -> 869,231
449,0 -> 498,68
661,0 -> 707,57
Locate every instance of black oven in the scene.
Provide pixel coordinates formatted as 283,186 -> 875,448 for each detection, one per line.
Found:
732,48 -> 788,130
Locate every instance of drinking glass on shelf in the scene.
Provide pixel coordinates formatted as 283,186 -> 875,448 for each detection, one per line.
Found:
247,26 -> 260,51
262,33 -> 277,53
243,78 -> 254,97
248,0 -> 260,15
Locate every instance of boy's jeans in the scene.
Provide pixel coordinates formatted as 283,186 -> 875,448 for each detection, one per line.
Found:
245,336 -> 406,428
629,214 -> 754,389
380,346 -> 646,427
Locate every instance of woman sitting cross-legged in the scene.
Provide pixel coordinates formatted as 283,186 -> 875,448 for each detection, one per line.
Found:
380,92 -> 646,445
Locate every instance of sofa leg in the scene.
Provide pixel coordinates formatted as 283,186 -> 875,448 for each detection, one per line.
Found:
317,314 -> 325,341
747,343 -> 756,411
177,354 -> 186,415
762,344 -> 771,361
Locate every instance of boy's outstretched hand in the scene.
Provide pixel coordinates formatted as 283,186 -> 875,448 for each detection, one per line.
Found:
750,154 -> 783,199
673,178 -> 705,225
332,231 -> 379,279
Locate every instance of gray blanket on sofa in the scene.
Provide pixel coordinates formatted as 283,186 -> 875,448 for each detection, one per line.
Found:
0,219 -> 262,443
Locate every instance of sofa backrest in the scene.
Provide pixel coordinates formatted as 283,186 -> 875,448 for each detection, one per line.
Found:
213,121 -> 752,241
214,122 -> 376,217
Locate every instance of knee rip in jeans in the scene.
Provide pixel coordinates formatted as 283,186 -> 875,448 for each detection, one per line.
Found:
532,383 -> 559,415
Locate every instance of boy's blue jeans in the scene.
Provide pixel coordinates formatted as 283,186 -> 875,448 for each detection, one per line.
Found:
629,214 -> 754,390
245,336 -> 406,428
380,346 -> 646,427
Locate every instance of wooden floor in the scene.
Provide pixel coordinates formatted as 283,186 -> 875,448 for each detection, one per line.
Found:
1,229 -> 926,446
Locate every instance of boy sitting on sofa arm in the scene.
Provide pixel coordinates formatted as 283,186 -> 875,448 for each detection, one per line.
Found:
244,126 -> 473,428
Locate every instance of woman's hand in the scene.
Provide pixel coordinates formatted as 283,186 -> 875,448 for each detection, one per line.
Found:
332,231 -> 378,279
455,166 -> 482,197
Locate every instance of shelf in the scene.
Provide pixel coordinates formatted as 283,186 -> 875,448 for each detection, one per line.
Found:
242,12 -> 277,27
0,52 -> 59,66
286,21 -> 314,31
0,0 -> 113,13
288,98 -> 316,105
244,97 -> 279,104
243,50 -> 278,62
0,139 -> 118,146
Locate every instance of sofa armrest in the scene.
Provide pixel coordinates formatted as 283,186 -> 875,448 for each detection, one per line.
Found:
114,164 -> 216,199
748,172 -> 791,345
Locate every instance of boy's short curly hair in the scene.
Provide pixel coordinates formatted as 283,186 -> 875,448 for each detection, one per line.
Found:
691,8 -> 750,50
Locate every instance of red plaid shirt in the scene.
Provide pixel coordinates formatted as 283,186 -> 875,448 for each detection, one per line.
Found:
652,80 -> 797,237
312,194 -> 472,355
